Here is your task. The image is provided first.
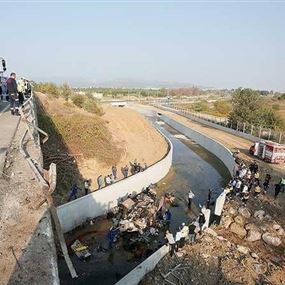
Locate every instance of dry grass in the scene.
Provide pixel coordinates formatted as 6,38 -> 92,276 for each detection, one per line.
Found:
36,92 -> 122,165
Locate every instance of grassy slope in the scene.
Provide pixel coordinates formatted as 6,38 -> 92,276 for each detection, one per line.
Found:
36,92 -> 122,204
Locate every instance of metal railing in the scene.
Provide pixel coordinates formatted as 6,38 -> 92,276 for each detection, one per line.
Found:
152,103 -> 284,144
19,89 -> 78,279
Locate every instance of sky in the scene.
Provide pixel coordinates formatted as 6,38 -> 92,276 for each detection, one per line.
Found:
1,1 -> 285,91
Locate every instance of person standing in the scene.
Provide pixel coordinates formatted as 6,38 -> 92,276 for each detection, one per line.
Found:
6,73 -> 19,116
180,223 -> 189,247
198,212 -> 206,234
188,222 -> 197,244
112,165 -> 117,180
97,175 -> 104,189
17,77 -> 25,105
279,177 -> 285,193
124,165 -> 129,178
188,189 -> 195,209
206,189 -> 212,209
274,183 -> 281,199
165,230 -> 176,257
263,174 -> 271,193
68,183 -> 80,201
84,179 -> 91,195
175,229 -> 182,251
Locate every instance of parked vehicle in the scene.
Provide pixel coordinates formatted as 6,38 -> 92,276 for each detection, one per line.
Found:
249,140 -> 285,163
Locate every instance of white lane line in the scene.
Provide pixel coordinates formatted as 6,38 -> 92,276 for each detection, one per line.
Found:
0,104 -> 10,117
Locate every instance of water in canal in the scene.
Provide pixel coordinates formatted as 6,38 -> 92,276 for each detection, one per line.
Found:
58,117 -> 231,285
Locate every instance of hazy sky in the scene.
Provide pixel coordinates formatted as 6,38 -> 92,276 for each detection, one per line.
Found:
1,1 -> 285,90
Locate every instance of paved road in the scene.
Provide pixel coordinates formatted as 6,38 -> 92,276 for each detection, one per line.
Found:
0,100 -> 20,171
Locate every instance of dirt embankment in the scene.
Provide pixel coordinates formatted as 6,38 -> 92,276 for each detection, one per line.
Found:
36,93 -> 168,205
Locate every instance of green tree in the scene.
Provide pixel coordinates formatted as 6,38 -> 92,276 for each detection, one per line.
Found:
60,83 -> 73,101
229,88 -> 261,125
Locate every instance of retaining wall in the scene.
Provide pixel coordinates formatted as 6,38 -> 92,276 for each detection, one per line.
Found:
115,245 -> 169,285
57,134 -> 173,233
161,114 -> 235,176
158,105 -> 257,142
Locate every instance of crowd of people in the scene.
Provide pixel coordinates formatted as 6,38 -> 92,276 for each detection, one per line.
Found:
225,156 -> 285,203
67,160 -> 148,201
0,72 -> 31,115
164,155 -> 285,257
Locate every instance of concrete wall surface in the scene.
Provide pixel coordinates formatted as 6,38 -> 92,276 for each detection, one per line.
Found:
57,136 -> 173,233
161,114 -> 236,176
159,105 -> 257,142
115,245 -> 169,285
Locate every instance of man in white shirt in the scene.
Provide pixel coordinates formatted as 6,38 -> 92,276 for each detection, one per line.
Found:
180,222 -> 189,246
175,230 -> 182,251
188,190 -> 195,209
165,230 -> 176,256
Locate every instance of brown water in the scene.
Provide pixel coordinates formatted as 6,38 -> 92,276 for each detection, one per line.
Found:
58,121 -> 231,285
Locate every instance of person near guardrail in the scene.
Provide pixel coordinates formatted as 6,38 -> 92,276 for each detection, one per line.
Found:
17,77 -> 25,106
112,165 -> 117,180
6,72 -> 20,116
97,175 -> 104,189
84,179 -> 91,195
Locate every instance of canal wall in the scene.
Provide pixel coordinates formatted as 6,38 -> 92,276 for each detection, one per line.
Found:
157,104 -> 257,142
115,245 -> 169,285
161,114 -> 236,176
57,134 -> 173,233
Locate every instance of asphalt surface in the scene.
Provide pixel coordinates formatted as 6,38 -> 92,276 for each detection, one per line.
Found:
0,100 -> 20,171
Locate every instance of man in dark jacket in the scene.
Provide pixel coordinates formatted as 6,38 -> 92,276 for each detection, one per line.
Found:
6,73 -> 19,115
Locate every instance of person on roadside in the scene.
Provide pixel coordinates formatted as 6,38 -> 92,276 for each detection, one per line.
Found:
188,189 -> 195,209
84,179 -> 91,195
112,165 -> 117,180
17,77 -> 25,105
6,72 -> 19,116
165,230 -> 176,257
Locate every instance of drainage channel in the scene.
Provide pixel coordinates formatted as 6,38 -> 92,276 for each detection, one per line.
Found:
58,120 -> 231,285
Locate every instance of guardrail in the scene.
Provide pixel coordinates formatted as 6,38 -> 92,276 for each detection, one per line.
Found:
153,103 -> 284,144
19,89 -> 78,279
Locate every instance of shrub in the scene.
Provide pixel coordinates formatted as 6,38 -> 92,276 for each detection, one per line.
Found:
193,100 -> 209,112
71,93 -> 85,108
60,83 -> 73,101
34,82 -> 60,98
213,100 -> 231,115
82,98 -> 104,116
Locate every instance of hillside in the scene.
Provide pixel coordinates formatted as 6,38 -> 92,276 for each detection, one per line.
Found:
36,93 -> 168,205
